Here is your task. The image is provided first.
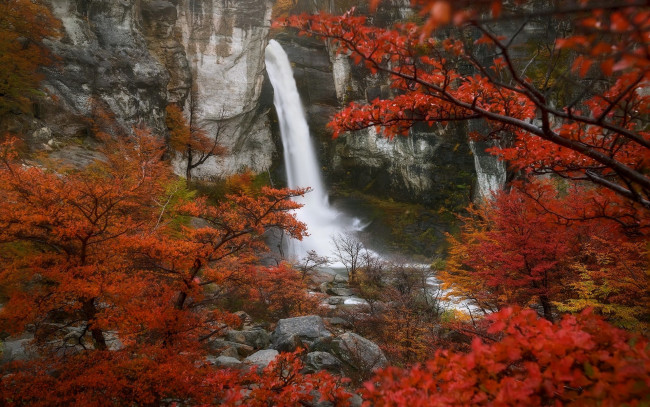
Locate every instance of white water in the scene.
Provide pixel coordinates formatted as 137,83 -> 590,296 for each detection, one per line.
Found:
265,40 -> 362,260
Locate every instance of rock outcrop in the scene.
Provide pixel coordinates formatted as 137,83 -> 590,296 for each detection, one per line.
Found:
271,315 -> 332,351
40,0 -> 274,176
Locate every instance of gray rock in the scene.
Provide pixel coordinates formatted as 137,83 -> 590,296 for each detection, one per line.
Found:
326,296 -> 345,305
226,328 -> 271,349
303,351 -> 343,375
244,349 -> 279,368
209,355 -> 243,369
309,336 -> 333,353
219,346 -> 240,359
0,337 -> 37,364
331,332 -> 388,372
326,287 -> 354,297
273,333 -> 304,353
208,339 -> 255,358
41,0 -> 275,178
271,316 -> 331,351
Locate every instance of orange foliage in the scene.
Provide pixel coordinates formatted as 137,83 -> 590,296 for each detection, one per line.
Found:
362,307 -> 650,406
165,104 -> 226,181
0,129 -> 329,404
245,263 -> 324,320
0,0 -> 61,116
442,181 -> 648,324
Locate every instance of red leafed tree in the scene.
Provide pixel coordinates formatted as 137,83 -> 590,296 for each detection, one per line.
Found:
441,180 -> 649,328
0,128 -> 321,404
442,183 -> 584,321
1,348 -> 352,406
165,103 -> 226,183
244,263 -> 324,320
0,130 -> 170,352
362,307 -> 650,406
0,0 -> 60,117
277,0 -> 650,221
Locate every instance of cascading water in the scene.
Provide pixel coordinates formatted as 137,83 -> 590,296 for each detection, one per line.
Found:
265,40 -> 361,259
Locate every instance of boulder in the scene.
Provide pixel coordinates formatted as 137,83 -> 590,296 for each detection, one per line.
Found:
244,349 -> 279,368
326,296 -> 345,305
226,328 -> 271,349
0,337 -> 37,364
208,339 -> 255,358
310,336 -> 333,353
331,332 -> 388,372
303,351 -> 343,375
207,355 -> 242,369
326,287 -> 354,297
273,333 -> 304,353
271,316 -> 331,351
219,346 -> 240,359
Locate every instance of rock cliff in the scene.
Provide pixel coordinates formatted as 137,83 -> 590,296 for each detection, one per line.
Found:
35,0 -> 493,205
39,0 -> 274,175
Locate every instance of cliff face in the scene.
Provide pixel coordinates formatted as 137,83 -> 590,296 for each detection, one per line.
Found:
175,0 -> 274,176
41,0 -> 274,175
36,0 -> 496,205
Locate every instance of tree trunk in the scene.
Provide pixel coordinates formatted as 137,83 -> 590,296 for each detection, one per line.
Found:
539,294 -> 554,322
186,145 -> 193,183
83,299 -> 107,350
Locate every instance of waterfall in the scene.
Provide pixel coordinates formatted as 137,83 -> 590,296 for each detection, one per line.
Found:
265,40 -> 360,260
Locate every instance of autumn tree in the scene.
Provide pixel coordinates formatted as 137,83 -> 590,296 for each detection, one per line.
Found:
0,130 -> 170,352
0,127 -> 321,404
440,180 -> 649,329
244,263 -> 324,320
361,307 -> 650,406
166,103 -> 226,183
0,0 -> 60,118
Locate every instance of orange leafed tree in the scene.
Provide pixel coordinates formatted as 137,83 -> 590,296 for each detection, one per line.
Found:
0,130 -> 170,352
0,128 -> 326,404
362,307 -> 650,406
166,103 -> 226,182
0,0 -> 60,117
